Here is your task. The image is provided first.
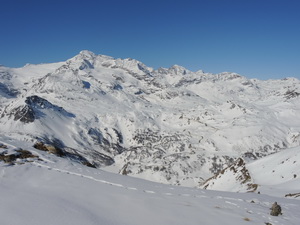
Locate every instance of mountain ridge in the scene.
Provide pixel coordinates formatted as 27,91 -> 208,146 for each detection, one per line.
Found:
1,50 -> 300,187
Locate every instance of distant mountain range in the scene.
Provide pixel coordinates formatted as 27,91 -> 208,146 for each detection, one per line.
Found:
1,50 -> 300,190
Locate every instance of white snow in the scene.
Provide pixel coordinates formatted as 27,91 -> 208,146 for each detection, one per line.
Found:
201,146 -> 300,200
248,146 -> 300,197
1,138 -> 299,225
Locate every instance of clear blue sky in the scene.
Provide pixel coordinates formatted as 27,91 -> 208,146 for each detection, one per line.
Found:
1,0 -> 299,80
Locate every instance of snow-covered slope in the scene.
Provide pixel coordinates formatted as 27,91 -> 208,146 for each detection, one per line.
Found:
249,146 -> 300,197
201,157 -> 257,192
201,146 -> 300,198
1,50 -> 300,187
1,138 -> 299,225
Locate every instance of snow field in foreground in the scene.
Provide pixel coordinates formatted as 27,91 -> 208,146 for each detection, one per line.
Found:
0,146 -> 299,225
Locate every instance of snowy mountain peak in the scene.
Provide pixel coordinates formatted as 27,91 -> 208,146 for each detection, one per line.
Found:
66,50 -> 97,65
79,50 -> 96,58
156,64 -> 190,76
216,72 -> 244,80
0,50 -> 300,189
169,64 -> 190,75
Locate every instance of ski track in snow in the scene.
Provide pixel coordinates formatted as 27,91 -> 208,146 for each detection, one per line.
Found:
34,162 -> 128,188
31,160 -> 296,222
32,161 -> 254,203
33,162 -> 164,195
33,161 -> 213,198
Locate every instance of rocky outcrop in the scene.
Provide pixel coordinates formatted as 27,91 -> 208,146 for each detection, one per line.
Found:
284,192 -> 300,199
33,142 -> 66,157
3,95 -> 75,123
270,202 -> 282,216
12,105 -> 36,123
285,90 -> 300,99
201,158 -> 258,192
33,142 -> 105,168
0,149 -> 39,164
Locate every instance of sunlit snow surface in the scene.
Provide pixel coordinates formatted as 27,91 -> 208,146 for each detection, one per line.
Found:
201,146 -> 300,198
0,138 -> 299,225
1,51 -> 300,187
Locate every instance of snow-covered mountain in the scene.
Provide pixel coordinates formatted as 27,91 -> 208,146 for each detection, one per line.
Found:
1,50 -> 300,187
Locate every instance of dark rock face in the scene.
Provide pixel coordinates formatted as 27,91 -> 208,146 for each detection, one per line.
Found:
0,149 -> 39,164
285,90 -> 300,99
0,143 -> 8,149
13,105 -> 35,123
33,141 -> 113,167
25,95 -> 75,118
6,95 -> 75,123
0,154 -> 17,163
15,149 -> 38,159
65,146 -> 114,167
33,142 -> 66,157
25,95 -> 50,107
